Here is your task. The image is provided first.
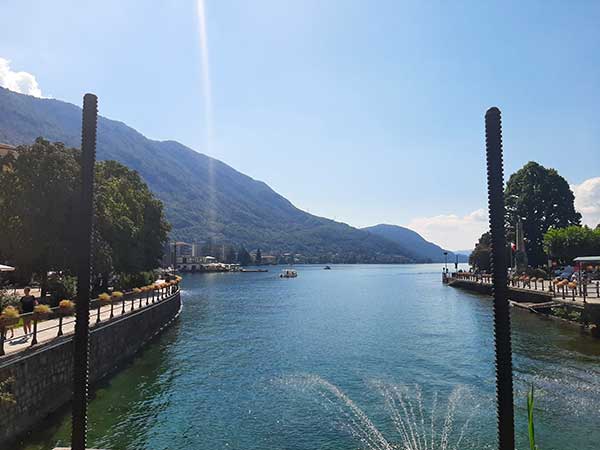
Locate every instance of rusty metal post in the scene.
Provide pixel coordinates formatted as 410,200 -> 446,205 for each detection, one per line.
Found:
485,107 -> 515,450
71,93 -> 98,450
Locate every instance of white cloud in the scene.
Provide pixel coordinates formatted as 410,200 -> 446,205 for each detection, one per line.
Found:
405,208 -> 488,251
405,177 -> 600,251
572,177 -> 600,228
0,57 -> 43,98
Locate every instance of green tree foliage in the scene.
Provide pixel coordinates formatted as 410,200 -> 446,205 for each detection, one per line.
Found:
0,138 -> 80,291
237,246 -> 252,266
505,162 -> 581,267
527,385 -> 539,450
223,245 -> 237,264
0,138 -> 170,292
0,377 -> 15,405
469,232 -> 492,272
95,160 -> 170,275
255,248 -> 262,265
543,226 -> 600,264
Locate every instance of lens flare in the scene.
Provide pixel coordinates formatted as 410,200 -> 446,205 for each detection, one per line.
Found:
195,0 -> 217,237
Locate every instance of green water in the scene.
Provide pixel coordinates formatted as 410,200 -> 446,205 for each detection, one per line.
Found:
13,264 -> 600,450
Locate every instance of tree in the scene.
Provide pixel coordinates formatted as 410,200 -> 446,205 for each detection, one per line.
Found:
237,246 -> 252,266
223,245 -> 237,264
543,225 -> 600,264
0,138 -> 170,293
95,160 -> 170,278
255,248 -> 262,265
0,138 -> 80,293
505,162 -> 581,267
469,232 -> 492,272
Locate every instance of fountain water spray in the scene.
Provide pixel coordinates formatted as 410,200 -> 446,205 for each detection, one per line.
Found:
290,375 -> 481,450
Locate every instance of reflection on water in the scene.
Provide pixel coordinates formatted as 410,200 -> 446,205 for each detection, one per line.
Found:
14,265 -> 600,450
15,324 -> 180,450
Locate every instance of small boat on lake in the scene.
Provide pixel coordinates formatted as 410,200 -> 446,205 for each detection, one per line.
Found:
280,269 -> 298,278
324,266 -> 331,270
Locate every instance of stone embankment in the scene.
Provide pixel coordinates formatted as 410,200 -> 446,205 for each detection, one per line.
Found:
445,274 -> 600,332
0,287 -> 181,447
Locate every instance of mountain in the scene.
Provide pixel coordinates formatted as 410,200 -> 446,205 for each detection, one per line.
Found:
0,87 -> 414,263
362,224 -> 469,263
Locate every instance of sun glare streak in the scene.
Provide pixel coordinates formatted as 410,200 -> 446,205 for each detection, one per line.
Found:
195,0 -> 213,147
195,0 -> 217,237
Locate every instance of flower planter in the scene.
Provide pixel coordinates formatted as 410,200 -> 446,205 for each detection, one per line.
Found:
0,316 -> 19,329
57,307 -> 74,317
33,312 -> 51,322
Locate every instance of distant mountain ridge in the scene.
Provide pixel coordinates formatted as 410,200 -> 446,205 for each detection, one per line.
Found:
0,87 -> 464,264
363,224 -> 468,263
0,87 -> 417,263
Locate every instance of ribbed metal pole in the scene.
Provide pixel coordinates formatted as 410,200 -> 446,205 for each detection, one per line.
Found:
485,107 -> 515,450
71,93 -> 98,450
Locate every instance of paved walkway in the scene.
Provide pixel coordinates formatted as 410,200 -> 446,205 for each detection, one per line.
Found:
510,281 -> 600,307
1,291 -> 172,358
452,275 -> 600,307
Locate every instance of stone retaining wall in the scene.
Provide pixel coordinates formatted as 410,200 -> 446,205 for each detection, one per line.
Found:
0,291 -> 181,447
448,279 -> 553,303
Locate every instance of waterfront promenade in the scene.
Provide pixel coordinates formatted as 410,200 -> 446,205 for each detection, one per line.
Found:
447,272 -> 600,308
1,283 -> 178,358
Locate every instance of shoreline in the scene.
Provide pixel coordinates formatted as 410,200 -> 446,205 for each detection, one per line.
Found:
446,277 -> 599,336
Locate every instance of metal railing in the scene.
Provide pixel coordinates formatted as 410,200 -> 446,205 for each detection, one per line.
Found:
0,283 -> 180,357
450,272 -> 600,302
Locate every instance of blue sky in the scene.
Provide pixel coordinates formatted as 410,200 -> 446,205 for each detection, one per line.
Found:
1,0 -> 599,250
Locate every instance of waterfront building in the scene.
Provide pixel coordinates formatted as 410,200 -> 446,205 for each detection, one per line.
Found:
0,142 -> 16,157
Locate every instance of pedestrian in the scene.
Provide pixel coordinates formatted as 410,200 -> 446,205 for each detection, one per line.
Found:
20,287 -> 37,339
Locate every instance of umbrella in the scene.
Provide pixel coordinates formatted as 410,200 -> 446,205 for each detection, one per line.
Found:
0,264 -> 15,272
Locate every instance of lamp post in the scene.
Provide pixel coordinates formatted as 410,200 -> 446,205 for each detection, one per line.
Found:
485,107 -> 515,450
71,93 -> 98,450
443,251 -> 448,273
172,241 -> 176,277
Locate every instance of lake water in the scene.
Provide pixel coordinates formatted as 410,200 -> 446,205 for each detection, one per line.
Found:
16,264 -> 600,450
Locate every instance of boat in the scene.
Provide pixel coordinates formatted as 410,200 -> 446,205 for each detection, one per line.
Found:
324,266 -> 331,270
280,269 -> 298,278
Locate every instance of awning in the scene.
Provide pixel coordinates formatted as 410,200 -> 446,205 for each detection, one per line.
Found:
0,264 -> 15,272
573,256 -> 600,263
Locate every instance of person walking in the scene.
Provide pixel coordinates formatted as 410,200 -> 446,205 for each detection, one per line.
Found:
20,287 -> 37,339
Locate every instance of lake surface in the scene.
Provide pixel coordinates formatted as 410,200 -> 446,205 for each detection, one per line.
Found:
16,264 -> 600,450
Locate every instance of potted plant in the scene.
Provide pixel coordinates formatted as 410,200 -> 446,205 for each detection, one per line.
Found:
98,293 -> 111,304
58,299 -> 75,316
33,304 -> 52,321
1,306 -> 20,329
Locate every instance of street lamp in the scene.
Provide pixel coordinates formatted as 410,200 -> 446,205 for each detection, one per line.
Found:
443,251 -> 448,272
